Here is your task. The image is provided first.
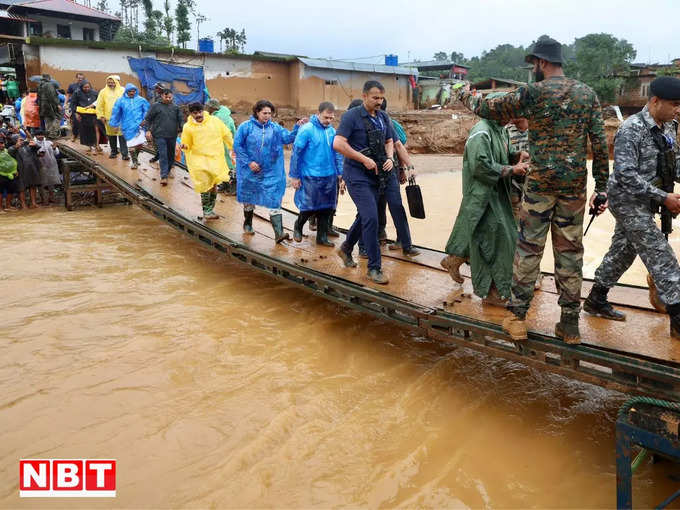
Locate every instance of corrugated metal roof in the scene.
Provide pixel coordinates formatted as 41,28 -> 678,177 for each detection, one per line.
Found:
298,57 -> 417,77
0,7 -> 35,20
9,0 -> 119,20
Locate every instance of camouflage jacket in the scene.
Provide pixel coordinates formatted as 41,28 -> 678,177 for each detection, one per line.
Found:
459,76 -> 609,194
608,104 -> 680,214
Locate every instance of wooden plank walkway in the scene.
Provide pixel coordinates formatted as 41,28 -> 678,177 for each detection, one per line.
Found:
58,140 -> 680,369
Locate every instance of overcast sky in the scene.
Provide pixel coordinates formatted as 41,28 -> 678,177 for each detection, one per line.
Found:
193,0 -> 679,65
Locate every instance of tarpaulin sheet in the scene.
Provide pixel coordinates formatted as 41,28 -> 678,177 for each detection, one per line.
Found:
127,57 -> 206,105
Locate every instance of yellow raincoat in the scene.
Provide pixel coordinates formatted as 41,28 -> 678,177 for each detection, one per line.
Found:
181,114 -> 233,193
95,75 -> 124,136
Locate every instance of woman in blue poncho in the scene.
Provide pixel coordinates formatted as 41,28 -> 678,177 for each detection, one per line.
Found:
234,99 -> 306,243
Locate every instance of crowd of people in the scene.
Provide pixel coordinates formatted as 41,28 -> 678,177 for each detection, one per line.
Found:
3,37 -> 680,344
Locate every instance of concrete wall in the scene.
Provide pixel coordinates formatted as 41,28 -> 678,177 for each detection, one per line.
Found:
32,15 -> 101,41
33,44 -> 414,111
37,45 -> 147,91
291,62 -> 412,112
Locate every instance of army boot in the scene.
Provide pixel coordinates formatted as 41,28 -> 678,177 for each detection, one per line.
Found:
555,310 -> 580,345
243,209 -> 255,235
584,284 -> 626,321
502,314 -> 527,341
270,214 -> 290,243
667,303 -> 680,340
440,254 -> 467,284
647,274 -> 667,313
293,216 -> 304,242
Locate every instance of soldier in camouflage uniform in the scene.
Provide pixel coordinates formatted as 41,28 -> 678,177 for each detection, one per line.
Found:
584,76 -> 680,338
458,37 -> 609,344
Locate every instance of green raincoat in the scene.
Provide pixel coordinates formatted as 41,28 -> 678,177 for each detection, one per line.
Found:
445,118 -> 518,299
212,105 -> 236,170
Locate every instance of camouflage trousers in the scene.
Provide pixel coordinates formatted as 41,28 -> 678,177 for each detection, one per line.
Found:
509,191 -> 586,319
594,209 -> 680,306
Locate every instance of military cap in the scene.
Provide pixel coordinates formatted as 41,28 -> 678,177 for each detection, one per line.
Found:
650,76 -> 680,100
525,37 -> 563,65
206,98 -> 221,109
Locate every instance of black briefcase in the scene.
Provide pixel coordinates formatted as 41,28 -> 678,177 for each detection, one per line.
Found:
405,175 -> 425,219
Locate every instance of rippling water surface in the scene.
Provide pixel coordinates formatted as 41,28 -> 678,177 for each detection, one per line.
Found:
1,201 -> 679,508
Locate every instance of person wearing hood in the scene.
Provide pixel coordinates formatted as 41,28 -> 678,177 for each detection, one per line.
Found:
20,89 -> 40,134
96,75 -> 127,160
290,101 -> 343,247
109,83 -> 150,169
180,102 -> 232,220
234,99 -> 305,242
441,92 -> 529,306
9,133 -> 41,208
34,129 -> 60,204
70,81 -> 100,154
205,98 -> 236,193
37,74 -> 61,139
0,136 -> 19,211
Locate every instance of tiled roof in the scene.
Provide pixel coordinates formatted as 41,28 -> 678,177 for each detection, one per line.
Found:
6,0 -> 119,20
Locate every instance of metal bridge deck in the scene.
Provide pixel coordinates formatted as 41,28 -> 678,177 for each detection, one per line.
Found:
58,141 -> 680,400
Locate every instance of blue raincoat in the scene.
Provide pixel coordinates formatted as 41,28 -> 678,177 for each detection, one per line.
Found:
234,116 -> 299,208
289,115 -> 343,212
109,84 -> 150,141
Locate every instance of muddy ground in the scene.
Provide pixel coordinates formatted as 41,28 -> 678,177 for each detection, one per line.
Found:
230,106 -> 620,157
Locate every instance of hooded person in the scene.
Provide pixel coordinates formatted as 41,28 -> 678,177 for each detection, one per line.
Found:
206,98 -> 237,193
441,92 -> 529,306
180,102 -> 233,221
109,83 -> 150,169
233,99 -> 305,242
96,75 -> 128,160
20,90 -> 40,132
36,74 -> 61,139
0,136 -> 19,210
70,80 -> 100,153
289,101 -> 343,247
34,129 -> 61,204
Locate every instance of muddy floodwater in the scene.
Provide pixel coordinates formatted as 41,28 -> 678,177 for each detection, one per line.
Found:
2,156 -> 680,508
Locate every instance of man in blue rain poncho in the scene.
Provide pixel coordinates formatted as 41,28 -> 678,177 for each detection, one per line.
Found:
109,83 -> 150,170
234,99 -> 306,243
290,101 -> 343,247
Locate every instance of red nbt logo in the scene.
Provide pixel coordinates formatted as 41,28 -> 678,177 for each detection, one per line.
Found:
20,459 -> 116,497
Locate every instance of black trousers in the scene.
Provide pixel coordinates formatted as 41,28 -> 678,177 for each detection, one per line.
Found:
109,135 -> 128,157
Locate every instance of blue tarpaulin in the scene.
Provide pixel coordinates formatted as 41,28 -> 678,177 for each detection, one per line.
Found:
127,57 -> 206,105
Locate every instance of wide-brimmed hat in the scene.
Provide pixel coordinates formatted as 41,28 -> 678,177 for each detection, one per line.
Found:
525,37 -> 563,65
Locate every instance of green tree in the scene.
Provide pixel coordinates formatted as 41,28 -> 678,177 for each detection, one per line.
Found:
565,33 -> 636,102
162,0 -> 173,43
219,27 -> 246,53
174,0 -> 191,48
433,51 -> 448,61
450,51 -> 466,64
96,0 -> 109,12
465,43 -> 528,82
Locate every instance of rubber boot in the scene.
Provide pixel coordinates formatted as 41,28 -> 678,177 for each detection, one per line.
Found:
584,284 -> 626,321
243,209 -> 254,235
502,314 -> 527,341
555,310 -> 580,345
271,214 -> 290,243
327,211 -> 340,238
647,274 -> 667,313
309,215 -> 317,231
440,254 -> 467,284
293,217 -> 304,242
316,212 -> 335,247
667,302 -> 680,340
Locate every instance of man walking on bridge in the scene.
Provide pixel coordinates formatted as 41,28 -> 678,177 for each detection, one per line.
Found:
180,102 -> 233,221
457,37 -> 609,344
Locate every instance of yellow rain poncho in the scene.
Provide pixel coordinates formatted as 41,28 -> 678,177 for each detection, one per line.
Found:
95,75 -> 124,136
181,114 -> 233,193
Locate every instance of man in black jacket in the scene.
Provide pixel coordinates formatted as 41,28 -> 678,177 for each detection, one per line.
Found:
141,89 -> 183,186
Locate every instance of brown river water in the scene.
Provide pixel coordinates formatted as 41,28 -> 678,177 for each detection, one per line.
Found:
2,157 -> 680,508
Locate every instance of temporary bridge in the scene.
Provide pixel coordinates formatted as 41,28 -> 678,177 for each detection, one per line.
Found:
58,141 -> 680,401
